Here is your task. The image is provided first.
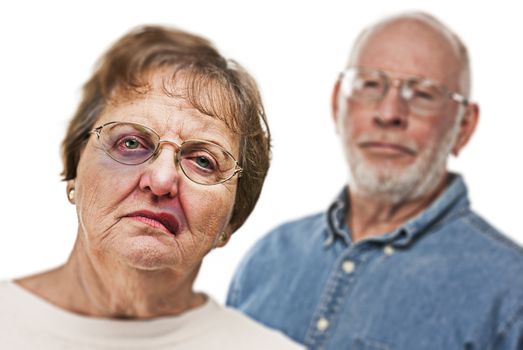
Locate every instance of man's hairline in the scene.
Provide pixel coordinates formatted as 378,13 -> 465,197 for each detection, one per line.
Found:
346,12 -> 471,99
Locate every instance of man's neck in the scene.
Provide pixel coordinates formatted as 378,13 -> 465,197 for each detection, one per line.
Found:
347,175 -> 449,243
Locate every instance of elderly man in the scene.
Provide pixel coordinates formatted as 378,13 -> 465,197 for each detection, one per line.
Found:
227,12 -> 523,349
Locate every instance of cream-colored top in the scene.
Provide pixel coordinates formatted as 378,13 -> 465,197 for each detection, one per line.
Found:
0,281 -> 303,349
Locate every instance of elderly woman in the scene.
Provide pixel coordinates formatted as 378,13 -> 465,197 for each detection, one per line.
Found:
0,26 -> 302,349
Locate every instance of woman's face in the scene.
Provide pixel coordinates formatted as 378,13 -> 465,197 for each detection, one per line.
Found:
72,73 -> 239,273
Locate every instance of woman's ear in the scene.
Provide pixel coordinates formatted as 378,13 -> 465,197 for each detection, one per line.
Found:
66,180 -> 76,204
214,231 -> 230,249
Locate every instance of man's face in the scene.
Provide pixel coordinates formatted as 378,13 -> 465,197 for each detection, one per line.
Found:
335,19 -> 465,203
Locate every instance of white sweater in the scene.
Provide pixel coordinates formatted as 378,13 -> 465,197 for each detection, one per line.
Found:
0,281 -> 302,349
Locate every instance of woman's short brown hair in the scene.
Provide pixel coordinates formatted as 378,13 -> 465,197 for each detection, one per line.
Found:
61,25 -> 270,232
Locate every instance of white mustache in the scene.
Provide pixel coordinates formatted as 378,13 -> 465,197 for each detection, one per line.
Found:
356,133 -> 419,154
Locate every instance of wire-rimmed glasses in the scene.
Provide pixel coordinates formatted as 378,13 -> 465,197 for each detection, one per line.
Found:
339,67 -> 468,116
90,121 -> 242,186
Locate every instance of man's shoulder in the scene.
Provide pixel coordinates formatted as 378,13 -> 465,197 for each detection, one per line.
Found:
427,209 -> 523,295
227,211 -> 329,307
246,211 -> 327,256
447,210 -> 523,261
466,211 -> 521,248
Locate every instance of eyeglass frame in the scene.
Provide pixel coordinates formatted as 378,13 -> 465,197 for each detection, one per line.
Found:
338,67 -> 469,115
89,121 -> 243,186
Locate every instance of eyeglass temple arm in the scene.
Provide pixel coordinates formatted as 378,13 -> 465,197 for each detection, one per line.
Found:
450,92 -> 468,106
90,126 -> 103,137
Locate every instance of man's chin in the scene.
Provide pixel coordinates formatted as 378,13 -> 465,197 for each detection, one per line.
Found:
349,167 -> 421,203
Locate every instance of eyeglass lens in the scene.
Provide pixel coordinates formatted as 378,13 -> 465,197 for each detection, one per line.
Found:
97,122 -> 238,185
342,68 -> 448,115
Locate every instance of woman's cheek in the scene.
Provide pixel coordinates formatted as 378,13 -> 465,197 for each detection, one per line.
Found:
181,187 -> 234,237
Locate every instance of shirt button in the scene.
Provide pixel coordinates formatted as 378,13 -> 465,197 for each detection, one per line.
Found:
342,260 -> 355,273
384,245 -> 395,256
316,317 -> 330,331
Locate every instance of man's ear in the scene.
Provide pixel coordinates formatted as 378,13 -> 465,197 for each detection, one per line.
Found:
452,103 -> 480,156
331,79 -> 342,133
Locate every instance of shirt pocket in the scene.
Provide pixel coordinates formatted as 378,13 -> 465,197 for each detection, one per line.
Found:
351,337 -> 390,350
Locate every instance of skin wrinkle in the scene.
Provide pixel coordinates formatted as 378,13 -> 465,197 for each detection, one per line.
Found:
17,24 -> 271,320
103,98 -> 238,155
69,218 -> 204,317
22,70 -> 240,319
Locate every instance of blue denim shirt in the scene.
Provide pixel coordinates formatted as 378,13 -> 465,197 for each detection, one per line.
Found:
227,175 -> 523,349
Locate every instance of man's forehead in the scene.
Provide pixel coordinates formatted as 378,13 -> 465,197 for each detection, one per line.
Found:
349,16 -> 462,85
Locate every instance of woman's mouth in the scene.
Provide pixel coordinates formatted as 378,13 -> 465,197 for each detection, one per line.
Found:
124,211 -> 179,236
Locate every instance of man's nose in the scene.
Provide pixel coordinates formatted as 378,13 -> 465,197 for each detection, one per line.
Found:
374,81 -> 409,128
138,143 -> 181,198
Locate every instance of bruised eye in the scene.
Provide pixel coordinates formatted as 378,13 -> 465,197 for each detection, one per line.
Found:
114,136 -> 152,151
123,138 -> 140,149
112,135 -> 155,159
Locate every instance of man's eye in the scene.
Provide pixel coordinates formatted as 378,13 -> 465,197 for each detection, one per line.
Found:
360,79 -> 382,89
414,90 -> 435,100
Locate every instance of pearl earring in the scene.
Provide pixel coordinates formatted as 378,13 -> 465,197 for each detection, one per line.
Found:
219,232 -> 228,244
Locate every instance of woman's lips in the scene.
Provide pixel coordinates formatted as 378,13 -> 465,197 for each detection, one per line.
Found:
125,210 -> 179,235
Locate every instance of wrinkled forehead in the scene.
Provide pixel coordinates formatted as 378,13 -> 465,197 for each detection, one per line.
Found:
349,18 -> 463,90
101,69 -> 241,154
108,67 -> 243,135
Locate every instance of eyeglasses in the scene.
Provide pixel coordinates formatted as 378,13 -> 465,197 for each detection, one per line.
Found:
339,67 -> 468,116
90,121 -> 242,186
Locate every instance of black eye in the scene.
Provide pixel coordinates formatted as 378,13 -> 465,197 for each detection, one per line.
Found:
124,138 -> 140,149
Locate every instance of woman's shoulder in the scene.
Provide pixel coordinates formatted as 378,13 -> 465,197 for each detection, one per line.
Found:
0,280 -> 25,307
0,280 -> 41,347
193,297 -> 304,349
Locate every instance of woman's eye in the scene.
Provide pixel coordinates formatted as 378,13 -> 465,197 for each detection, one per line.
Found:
116,135 -> 152,151
183,151 -> 218,173
196,156 -> 212,169
123,138 -> 141,149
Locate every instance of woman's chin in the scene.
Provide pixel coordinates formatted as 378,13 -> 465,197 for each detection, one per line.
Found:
117,236 -> 179,271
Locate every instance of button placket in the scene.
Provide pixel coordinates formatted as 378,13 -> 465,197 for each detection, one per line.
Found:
304,244 -> 367,349
316,317 -> 330,332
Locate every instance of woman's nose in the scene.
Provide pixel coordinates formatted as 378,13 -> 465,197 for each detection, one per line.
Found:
138,144 -> 181,198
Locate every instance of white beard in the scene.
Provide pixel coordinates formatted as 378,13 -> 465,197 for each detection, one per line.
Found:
345,115 -> 462,204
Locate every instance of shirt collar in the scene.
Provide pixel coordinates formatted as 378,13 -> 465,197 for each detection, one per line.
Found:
324,173 -> 470,247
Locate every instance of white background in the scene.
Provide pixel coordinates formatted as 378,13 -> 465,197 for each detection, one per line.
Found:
0,0 -> 522,303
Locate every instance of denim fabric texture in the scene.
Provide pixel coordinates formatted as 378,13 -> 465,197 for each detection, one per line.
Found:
227,174 -> 523,349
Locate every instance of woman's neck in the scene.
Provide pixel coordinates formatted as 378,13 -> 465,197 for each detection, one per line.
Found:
15,241 -> 205,319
